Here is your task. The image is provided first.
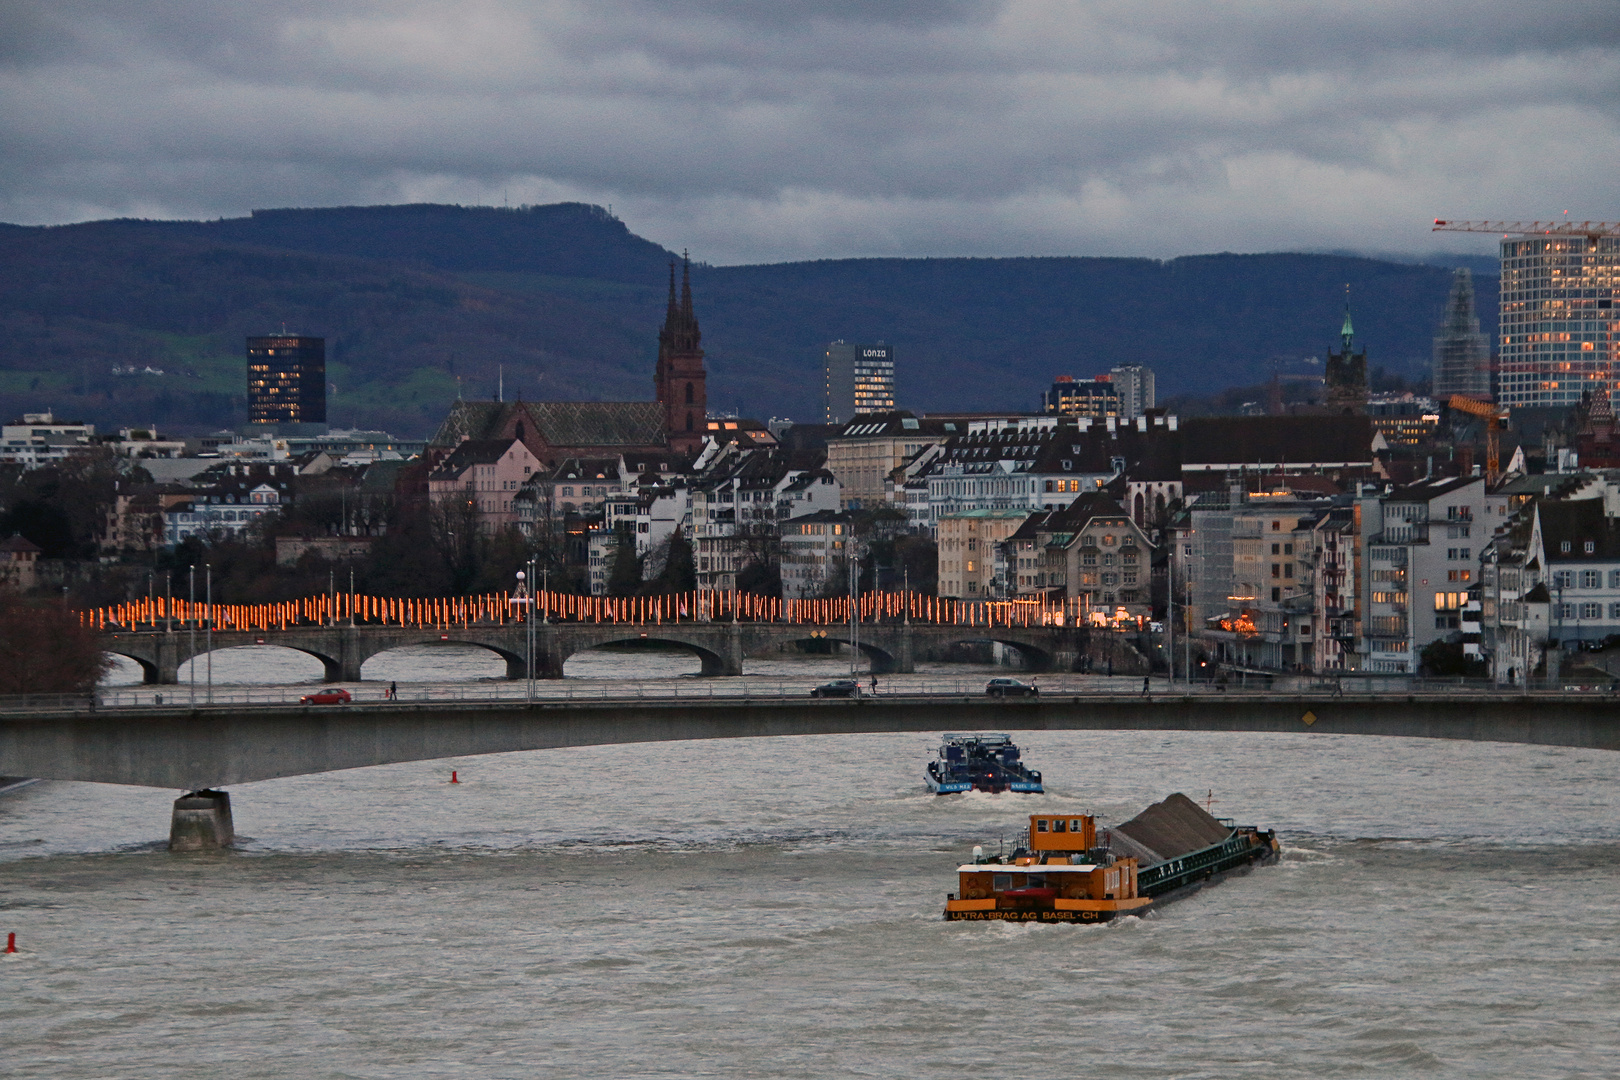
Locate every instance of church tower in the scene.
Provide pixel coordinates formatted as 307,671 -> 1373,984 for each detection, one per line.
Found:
655,253 -> 707,455
1324,296 -> 1368,414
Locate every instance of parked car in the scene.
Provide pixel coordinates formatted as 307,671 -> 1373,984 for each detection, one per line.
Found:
299,689 -> 352,705
810,679 -> 861,698
985,678 -> 1038,698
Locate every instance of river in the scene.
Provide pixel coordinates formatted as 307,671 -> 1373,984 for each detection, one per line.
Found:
4,646 -> 1619,1077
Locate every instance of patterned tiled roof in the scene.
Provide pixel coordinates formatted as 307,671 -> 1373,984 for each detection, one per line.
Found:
527,402 -> 666,447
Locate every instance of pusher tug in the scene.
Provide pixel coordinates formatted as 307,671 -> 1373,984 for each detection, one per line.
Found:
944,793 -> 1278,923
926,733 -> 1043,794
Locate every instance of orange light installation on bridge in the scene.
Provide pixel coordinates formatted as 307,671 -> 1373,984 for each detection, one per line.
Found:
83,590 -> 1100,633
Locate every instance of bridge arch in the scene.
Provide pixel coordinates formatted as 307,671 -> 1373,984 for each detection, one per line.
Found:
178,644 -> 337,684
562,635 -> 729,678
938,634 -> 1057,672
360,638 -> 528,681
784,635 -> 901,674
104,648 -> 161,685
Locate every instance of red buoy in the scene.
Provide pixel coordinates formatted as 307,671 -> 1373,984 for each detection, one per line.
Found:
5,932 -> 14,953
450,771 -> 459,784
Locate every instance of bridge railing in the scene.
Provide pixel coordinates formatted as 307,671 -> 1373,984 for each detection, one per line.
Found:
4,674 -> 1607,715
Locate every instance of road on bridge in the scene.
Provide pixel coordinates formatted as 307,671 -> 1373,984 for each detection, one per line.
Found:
3,686 -> 1617,791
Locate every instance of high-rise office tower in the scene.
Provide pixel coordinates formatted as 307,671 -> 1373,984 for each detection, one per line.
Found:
1042,375 -> 1119,418
1431,268 -> 1492,400
1497,234 -> 1620,409
1109,364 -> 1156,419
247,336 -> 326,425
824,342 -> 895,423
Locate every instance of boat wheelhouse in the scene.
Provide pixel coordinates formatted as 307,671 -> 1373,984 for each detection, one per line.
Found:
926,733 -> 1043,794
944,795 -> 1278,922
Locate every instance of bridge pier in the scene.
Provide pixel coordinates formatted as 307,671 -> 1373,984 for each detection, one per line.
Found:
721,624 -> 746,676
322,629 -> 366,683
896,626 -> 915,675
169,790 -> 234,851
145,634 -> 181,684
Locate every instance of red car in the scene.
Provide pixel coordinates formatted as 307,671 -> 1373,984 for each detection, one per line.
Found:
299,689 -> 352,705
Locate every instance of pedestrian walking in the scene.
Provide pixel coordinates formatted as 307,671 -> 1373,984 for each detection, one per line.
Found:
1142,676 -> 1150,696
870,674 -> 878,695
389,680 -> 397,700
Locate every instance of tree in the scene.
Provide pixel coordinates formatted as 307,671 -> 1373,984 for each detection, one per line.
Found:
0,448 -> 149,559
607,522 -> 643,596
653,525 -> 697,593
733,523 -> 782,598
0,594 -> 112,693
1419,639 -> 1487,679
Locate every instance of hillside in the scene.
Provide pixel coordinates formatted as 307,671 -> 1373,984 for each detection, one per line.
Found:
0,204 -> 1494,433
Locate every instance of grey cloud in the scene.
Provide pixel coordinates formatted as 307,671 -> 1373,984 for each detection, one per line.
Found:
1,0 -> 1614,262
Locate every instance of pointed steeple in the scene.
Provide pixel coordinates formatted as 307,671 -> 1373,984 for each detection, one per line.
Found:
1340,285 -> 1354,352
654,247 -> 706,454
680,250 -> 694,321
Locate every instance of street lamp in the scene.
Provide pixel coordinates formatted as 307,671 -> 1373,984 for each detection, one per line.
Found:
205,563 -> 213,704
187,565 -> 196,707
514,565 -> 534,701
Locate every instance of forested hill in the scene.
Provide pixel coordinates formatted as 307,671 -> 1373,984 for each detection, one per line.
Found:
0,203 -> 1493,434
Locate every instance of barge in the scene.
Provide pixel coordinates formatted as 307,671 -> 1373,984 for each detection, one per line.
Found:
944,792 -> 1277,922
926,733 -> 1043,794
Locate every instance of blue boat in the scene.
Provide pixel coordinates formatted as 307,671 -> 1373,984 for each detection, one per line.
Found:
926,733 -> 1044,794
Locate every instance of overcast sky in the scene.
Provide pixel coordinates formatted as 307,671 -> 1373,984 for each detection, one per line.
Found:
2,1 -> 1616,264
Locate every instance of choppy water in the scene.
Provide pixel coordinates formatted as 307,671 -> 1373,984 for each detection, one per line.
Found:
9,649 -> 1620,1078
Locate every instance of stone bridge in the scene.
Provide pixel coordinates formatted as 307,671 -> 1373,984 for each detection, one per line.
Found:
102,622 -> 1091,684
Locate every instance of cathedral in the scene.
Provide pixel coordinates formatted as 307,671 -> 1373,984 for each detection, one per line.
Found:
654,255 -> 708,455
427,254 -> 710,465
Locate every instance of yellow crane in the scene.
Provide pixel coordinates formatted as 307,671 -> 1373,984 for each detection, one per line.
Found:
1447,395 -> 1509,486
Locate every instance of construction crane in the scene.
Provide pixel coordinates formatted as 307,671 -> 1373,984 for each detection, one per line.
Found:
1448,395 -> 1509,486
1433,219 -> 1620,240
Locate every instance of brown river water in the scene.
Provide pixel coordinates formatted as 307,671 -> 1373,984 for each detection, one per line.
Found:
3,645 -> 1619,1078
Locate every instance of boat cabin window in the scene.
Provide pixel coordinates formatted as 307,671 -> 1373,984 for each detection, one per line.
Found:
1051,820 -> 1067,833
1035,820 -> 1048,832
992,874 -> 1012,891
1070,819 -> 1085,832
1026,874 -> 1046,888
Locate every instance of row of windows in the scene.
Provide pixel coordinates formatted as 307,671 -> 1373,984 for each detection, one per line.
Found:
1549,569 -> 1620,589
1555,603 -> 1620,620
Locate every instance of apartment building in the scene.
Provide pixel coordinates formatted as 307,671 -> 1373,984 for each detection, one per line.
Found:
1357,477 -> 1495,673
936,509 -> 1029,599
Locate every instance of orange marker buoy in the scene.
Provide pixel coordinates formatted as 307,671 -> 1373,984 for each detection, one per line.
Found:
5,932 -> 14,953
450,771 -> 459,784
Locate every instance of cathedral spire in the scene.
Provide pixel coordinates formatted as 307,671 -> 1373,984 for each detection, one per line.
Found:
680,250 -> 693,320
655,248 -> 706,455
1341,285 -> 1354,352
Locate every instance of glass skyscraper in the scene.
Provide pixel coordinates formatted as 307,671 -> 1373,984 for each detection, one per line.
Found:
1497,236 -> 1620,408
247,336 -> 327,425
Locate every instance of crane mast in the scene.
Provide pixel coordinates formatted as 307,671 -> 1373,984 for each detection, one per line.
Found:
1447,395 -> 1509,487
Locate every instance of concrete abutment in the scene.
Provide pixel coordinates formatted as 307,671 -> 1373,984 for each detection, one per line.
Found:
169,790 -> 234,851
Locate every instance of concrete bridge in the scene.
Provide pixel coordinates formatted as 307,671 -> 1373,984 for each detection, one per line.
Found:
101,622 -> 1092,684
5,690 -> 1615,849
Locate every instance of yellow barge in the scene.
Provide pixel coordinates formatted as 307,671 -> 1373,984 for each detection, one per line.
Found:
944,793 -> 1278,923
